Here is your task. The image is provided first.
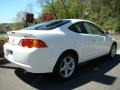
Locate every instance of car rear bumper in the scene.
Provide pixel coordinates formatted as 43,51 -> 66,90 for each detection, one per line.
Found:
4,43 -> 58,73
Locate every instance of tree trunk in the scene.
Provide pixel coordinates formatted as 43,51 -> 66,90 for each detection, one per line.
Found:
61,0 -> 69,18
51,0 -> 57,19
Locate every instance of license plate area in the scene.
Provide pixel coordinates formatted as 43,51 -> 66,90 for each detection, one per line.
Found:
8,36 -> 22,45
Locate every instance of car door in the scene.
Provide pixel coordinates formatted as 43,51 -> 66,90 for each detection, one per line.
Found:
83,22 -> 108,57
68,22 -> 98,63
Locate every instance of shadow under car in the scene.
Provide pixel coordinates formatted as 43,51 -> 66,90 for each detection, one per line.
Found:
14,54 -> 120,90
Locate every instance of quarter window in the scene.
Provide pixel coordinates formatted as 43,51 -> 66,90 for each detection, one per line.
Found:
69,22 -> 87,34
84,23 -> 105,36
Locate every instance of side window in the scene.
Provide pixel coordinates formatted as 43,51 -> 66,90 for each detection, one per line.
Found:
68,22 -> 87,33
84,23 -> 105,36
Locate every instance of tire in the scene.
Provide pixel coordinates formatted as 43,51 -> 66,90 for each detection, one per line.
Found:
54,53 -> 78,80
108,43 -> 117,59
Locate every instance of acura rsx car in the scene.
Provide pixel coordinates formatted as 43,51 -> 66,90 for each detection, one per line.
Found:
4,19 -> 117,80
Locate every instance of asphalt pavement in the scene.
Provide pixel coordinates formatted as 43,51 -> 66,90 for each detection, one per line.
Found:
0,50 -> 120,90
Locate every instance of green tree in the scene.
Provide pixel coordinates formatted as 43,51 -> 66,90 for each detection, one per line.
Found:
12,11 -> 27,30
36,0 -> 120,31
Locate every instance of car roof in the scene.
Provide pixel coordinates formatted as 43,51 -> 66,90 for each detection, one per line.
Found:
64,19 -> 90,22
62,19 -> 95,25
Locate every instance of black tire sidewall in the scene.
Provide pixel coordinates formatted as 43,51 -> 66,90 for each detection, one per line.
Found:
109,44 -> 117,58
54,53 -> 77,80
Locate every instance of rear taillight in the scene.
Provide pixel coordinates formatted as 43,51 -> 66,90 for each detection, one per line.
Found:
19,39 -> 47,48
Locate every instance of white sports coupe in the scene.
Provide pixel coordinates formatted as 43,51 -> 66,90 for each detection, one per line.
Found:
4,19 -> 117,80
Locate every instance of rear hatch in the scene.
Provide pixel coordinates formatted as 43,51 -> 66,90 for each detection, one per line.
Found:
7,30 -> 36,45
7,30 -> 50,45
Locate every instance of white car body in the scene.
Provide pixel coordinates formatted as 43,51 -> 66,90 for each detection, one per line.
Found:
4,19 -> 116,73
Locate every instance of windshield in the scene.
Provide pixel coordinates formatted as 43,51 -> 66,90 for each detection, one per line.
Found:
23,20 -> 70,30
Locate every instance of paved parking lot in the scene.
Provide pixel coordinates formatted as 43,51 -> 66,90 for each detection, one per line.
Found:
0,50 -> 120,90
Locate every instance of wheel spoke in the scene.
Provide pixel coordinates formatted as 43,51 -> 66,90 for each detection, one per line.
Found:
67,58 -> 73,65
60,65 -> 65,72
63,58 -> 67,65
68,66 -> 73,71
64,69 -> 68,77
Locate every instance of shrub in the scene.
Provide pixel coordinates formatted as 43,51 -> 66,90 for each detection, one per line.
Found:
0,36 -> 6,57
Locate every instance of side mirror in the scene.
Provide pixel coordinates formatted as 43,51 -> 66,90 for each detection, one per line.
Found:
105,31 -> 109,35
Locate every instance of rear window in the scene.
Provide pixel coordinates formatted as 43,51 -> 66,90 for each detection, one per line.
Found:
23,20 -> 70,30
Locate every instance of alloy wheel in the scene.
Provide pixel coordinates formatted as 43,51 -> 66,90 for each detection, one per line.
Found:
59,56 -> 75,78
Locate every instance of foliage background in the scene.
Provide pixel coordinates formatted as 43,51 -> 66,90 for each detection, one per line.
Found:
1,0 -> 120,32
